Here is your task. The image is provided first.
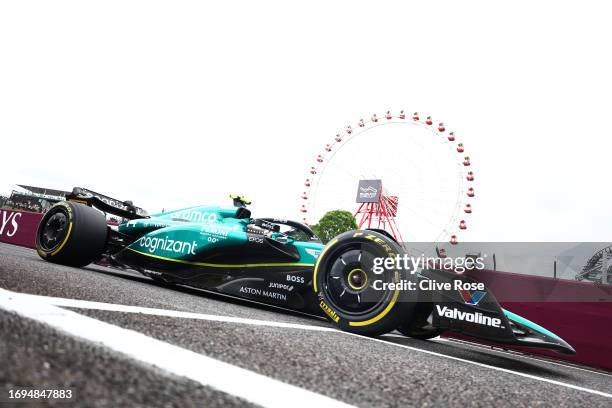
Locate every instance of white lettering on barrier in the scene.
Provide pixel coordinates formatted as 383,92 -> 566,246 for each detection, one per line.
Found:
0,211 -> 21,237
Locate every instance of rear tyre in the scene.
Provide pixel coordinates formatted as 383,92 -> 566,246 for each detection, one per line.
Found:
36,201 -> 108,267
314,230 -> 417,336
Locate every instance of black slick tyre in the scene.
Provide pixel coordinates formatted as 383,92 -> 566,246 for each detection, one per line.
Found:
397,302 -> 443,339
314,230 -> 417,336
36,201 -> 108,267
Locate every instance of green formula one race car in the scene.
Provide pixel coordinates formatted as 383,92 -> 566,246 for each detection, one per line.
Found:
35,187 -> 575,354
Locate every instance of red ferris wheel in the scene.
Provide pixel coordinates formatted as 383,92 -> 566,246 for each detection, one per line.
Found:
300,110 -> 475,245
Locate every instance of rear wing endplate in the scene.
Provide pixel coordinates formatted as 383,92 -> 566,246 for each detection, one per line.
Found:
66,187 -> 148,220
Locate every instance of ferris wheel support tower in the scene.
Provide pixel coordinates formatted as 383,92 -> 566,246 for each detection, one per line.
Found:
354,179 -> 403,241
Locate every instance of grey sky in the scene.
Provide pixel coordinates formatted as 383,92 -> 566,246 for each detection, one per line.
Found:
1,1 -> 610,241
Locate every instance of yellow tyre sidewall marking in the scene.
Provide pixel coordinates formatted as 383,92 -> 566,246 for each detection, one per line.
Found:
347,232 -> 400,327
50,222 -> 73,256
312,238 -> 338,293
315,233 -> 402,327
348,287 -> 400,327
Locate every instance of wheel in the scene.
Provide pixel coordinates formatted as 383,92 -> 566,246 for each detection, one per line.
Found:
314,230 -> 417,336
301,110 -> 477,246
397,324 -> 442,340
396,302 -> 443,340
36,201 -> 108,267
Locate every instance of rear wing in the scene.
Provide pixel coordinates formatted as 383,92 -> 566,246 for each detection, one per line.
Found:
66,187 -> 148,220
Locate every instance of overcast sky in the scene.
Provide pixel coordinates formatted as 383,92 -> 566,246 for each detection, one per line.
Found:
1,1 -> 610,241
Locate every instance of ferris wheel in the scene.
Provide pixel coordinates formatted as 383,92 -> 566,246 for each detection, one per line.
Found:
300,110 -> 475,245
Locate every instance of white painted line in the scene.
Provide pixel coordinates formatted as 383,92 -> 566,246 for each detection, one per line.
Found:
8,290 -> 612,400
0,288 -> 353,408
359,333 -> 612,399
433,337 -> 612,377
385,332 -> 442,340
15,292 -> 336,332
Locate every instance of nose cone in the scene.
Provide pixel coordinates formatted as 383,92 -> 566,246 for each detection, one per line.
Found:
555,337 -> 576,355
502,309 -> 576,355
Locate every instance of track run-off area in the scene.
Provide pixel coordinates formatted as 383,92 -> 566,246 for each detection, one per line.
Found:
1,243 -> 611,407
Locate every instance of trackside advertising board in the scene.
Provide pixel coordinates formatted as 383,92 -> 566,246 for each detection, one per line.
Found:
0,209 -> 42,249
456,268 -> 612,371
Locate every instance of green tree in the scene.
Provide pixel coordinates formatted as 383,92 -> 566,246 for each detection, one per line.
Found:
311,210 -> 358,244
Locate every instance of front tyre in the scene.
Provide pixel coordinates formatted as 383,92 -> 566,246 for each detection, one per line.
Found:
314,230 -> 417,336
397,302 -> 443,340
36,201 -> 108,267
397,324 -> 443,340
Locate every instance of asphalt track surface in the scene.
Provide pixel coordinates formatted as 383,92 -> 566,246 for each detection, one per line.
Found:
1,242 -> 611,407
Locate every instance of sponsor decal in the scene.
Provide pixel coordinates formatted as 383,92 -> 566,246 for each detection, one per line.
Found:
248,235 -> 264,244
435,305 -> 503,328
170,210 -> 218,223
127,220 -> 169,229
459,288 -> 486,305
144,222 -> 169,228
259,220 -> 276,230
138,236 -> 198,255
246,226 -> 262,235
239,286 -> 287,301
319,299 -> 340,323
355,232 -> 396,258
286,274 -> 305,284
201,224 -> 235,243
269,282 -> 294,291
262,290 -> 286,301
201,224 -> 238,234
305,248 -> 321,258
240,286 -> 260,295
0,210 -> 21,238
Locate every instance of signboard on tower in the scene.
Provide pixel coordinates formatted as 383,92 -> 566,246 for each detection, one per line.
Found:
356,179 -> 382,203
